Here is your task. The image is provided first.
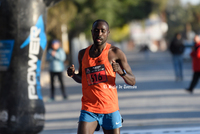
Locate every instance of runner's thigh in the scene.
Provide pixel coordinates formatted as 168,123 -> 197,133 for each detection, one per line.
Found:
103,127 -> 120,134
77,121 -> 98,134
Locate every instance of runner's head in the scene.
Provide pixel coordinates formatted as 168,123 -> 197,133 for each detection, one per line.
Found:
91,19 -> 110,46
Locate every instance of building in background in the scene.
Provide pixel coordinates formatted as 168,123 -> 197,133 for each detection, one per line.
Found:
130,14 -> 168,52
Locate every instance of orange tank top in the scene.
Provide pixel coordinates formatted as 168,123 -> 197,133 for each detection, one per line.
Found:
81,43 -> 119,114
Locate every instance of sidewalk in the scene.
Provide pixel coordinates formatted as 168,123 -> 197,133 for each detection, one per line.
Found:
40,51 -> 200,134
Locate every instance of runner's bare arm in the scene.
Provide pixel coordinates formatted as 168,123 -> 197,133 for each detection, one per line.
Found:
111,47 -> 135,86
67,49 -> 85,83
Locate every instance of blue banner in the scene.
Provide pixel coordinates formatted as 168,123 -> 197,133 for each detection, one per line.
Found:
0,40 -> 15,71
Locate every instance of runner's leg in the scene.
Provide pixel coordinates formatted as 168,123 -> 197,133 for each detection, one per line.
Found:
103,128 -> 120,134
77,121 -> 98,134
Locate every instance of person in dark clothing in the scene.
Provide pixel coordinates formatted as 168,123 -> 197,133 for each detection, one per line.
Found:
169,33 -> 185,81
186,35 -> 200,93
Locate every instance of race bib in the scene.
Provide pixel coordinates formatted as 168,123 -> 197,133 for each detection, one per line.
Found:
85,64 -> 107,85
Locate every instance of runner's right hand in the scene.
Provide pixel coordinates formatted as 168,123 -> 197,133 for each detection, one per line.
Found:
67,64 -> 75,77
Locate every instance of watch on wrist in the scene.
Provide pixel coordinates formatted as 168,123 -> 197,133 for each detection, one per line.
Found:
120,69 -> 126,76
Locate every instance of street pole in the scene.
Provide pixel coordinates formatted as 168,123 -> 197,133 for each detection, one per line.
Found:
0,0 -> 61,133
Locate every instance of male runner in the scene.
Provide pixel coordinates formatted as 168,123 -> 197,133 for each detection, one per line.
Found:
67,19 -> 135,134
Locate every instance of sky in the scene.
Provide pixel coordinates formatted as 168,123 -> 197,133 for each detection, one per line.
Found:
181,0 -> 200,5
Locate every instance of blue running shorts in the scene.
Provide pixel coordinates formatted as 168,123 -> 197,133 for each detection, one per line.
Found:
79,110 -> 122,130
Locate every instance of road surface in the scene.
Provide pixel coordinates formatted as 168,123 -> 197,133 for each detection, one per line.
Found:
40,51 -> 200,134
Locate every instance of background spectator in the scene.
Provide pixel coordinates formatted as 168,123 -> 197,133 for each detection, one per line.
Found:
169,33 -> 185,81
46,40 -> 67,101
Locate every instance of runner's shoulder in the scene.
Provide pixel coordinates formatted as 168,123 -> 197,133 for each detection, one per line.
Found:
110,45 -> 124,55
78,48 -> 87,57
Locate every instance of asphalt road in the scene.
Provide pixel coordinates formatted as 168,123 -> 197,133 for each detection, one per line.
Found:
40,51 -> 200,134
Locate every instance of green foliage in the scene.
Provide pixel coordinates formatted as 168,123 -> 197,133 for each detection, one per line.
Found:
188,3 -> 200,33
47,0 -> 161,41
110,24 -> 130,42
46,0 -> 200,42
46,0 -> 78,40
165,0 -> 200,40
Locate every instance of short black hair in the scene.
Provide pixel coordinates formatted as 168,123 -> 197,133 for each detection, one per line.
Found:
92,19 -> 109,29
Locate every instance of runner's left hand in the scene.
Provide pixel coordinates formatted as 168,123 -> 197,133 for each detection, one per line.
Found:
112,60 -> 123,75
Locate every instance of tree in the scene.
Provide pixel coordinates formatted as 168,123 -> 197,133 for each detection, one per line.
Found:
165,0 -> 194,40
164,0 -> 200,40
46,0 -> 77,40
189,3 -> 200,34
47,0 -> 165,41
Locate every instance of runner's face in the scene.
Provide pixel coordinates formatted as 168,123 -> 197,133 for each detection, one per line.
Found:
92,22 -> 109,46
